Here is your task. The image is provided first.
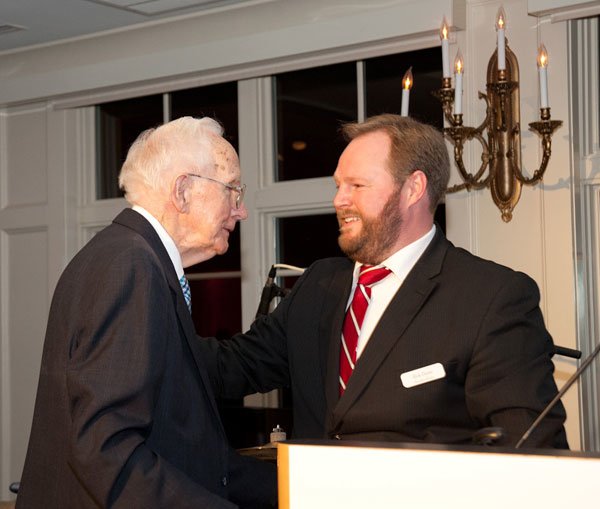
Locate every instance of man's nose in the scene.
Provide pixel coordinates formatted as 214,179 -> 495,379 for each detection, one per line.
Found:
333,185 -> 350,209
235,202 -> 249,221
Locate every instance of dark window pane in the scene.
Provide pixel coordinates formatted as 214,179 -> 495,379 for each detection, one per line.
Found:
434,203 -> 446,233
171,82 -> 239,150
277,213 -> 342,267
365,47 -> 443,129
275,63 -> 357,181
189,277 -> 241,338
96,95 -> 163,199
277,213 -> 342,290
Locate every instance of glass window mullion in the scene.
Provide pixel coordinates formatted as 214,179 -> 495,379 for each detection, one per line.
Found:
163,93 -> 171,123
357,60 -> 366,122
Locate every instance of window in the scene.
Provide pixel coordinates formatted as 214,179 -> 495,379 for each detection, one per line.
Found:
571,15 -> 600,452
274,62 -> 357,181
95,95 -> 163,199
271,46 -> 443,185
365,47 -> 443,128
276,213 -> 342,289
171,82 -> 239,150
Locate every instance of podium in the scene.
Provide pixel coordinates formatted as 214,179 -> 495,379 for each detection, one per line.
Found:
277,440 -> 600,508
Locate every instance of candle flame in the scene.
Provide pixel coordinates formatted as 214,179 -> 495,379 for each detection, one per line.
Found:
454,51 -> 463,74
440,17 -> 449,40
403,67 -> 413,90
496,6 -> 506,30
537,44 -> 548,68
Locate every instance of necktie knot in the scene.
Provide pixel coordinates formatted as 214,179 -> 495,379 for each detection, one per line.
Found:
358,265 -> 392,288
179,275 -> 192,313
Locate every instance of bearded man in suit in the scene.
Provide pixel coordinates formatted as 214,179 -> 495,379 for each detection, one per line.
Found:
200,114 -> 568,449
17,117 -> 276,508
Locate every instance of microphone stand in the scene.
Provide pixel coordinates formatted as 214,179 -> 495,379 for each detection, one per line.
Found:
255,264 -> 305,318
515,340 -> 600,449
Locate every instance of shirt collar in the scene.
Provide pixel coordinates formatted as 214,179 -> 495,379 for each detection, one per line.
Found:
132,205 -> 184,279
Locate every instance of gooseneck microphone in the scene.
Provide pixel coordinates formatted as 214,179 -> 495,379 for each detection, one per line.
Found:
515,340 -> 600,449
255,264 -> 306,318
256,265 -> 278,317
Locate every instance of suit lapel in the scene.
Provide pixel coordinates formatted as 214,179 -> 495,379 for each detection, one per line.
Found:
331,227 -> 450,428
321,262 -> 354,415
112,209 -> 224,428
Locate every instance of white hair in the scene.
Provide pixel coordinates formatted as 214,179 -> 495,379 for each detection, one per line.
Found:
118,116 -> 224,205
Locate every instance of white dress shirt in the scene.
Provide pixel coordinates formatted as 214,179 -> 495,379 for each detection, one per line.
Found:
352,225 -> 436,359
132,205 -> 184,279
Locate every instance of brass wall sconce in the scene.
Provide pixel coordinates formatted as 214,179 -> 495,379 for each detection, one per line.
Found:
436,11 -> 562,222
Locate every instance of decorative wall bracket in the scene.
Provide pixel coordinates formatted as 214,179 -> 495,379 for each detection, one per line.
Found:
435,42 -> 562,222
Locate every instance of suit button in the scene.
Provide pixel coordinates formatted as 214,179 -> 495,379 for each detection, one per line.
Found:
333,434 -> 341,440
221,476 -> 228,486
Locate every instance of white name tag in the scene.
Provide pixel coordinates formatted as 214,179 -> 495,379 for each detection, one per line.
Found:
401,363 -> 446,388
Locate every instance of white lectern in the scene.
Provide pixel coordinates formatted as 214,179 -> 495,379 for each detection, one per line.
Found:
277,440 -> 600,508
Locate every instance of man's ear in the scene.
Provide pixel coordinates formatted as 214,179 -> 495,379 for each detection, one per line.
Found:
172,174 -> 190,213
404,170 -> 428,208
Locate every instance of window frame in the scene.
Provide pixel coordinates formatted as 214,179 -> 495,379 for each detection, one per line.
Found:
570,15 -> 600,451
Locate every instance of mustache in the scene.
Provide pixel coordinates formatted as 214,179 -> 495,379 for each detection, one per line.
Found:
336,209 -> 361,221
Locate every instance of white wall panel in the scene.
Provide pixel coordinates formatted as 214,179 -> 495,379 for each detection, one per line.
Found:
0,102 -> 76,499
2,106 -> 48,209
1,228 -> 48,497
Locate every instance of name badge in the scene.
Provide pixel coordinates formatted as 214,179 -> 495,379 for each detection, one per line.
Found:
401,363 -> 446,388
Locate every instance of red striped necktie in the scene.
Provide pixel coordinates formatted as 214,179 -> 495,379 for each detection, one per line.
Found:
339,265 -> 392,395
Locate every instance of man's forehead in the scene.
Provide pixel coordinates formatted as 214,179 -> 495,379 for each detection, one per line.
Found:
212,139 -> 240,179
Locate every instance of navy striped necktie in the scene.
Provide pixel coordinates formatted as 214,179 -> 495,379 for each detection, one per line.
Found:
179,275 -> 192,313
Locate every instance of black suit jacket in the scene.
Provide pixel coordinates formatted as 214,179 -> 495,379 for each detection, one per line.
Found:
201,227 -> 568,448
17,209 -> 276,508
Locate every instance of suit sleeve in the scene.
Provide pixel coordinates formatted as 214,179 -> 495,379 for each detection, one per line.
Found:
464,271 -> 568,448
65,251 -> 237,508
196,264 -> 322,399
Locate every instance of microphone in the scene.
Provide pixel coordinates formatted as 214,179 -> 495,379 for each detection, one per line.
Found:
553,345 -> 582,359
515,340 -> 600,449
256,265 -> 277,317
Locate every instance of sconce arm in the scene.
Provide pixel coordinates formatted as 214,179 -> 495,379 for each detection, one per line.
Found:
445,122 -> 491,193
516,118 -> 563,185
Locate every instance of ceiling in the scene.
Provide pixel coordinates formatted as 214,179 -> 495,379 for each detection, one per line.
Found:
0,0 -> 260,53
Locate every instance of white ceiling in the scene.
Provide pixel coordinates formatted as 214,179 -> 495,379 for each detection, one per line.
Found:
0,0 -> 259,52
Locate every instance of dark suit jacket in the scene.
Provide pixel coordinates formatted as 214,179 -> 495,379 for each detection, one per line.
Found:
201,227 -> 568,448
17,209 -> 276,508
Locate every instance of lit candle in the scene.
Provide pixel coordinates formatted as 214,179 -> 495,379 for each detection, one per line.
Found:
401,67 -> 413,117
453,52 -> 463,115
496,7 -> 506,71
537,44 -> 549,109
440,18 -> 451,78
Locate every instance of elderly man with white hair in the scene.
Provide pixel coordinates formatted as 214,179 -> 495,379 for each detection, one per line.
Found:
17,117 -> 276,509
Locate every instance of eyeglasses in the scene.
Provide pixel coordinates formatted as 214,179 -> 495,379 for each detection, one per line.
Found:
186,173 -> 246,209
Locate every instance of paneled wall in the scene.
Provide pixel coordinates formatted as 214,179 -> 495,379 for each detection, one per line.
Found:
0,105 -> 79,497
1,104 -> 48,493
445,0 -> 580,448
